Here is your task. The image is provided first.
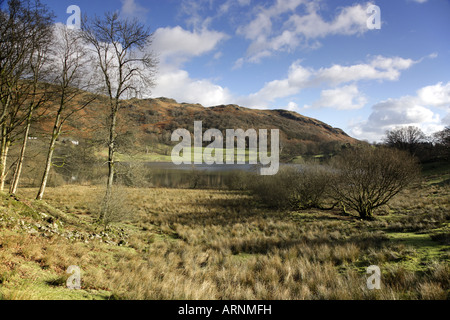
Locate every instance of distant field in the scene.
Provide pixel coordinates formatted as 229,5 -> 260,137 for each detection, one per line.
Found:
0,170 -> 448,300
116,147 -> 263,163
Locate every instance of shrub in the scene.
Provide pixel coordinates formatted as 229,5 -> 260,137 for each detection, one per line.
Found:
330,146 -> 420,220
225,171 -> 251,191
248,164 -> 332,210
292,164 -> 332,209
248,167 -> 297,209
93,187 -> 135,229
115,162 -> 152,188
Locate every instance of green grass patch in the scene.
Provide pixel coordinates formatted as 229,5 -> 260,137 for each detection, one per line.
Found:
386,231 -> 450,271
1,278 -> 112,300
421,161 -> 450,185
116,146 -> 263,163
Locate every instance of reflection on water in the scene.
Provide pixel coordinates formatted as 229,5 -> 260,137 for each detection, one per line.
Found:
139,162 -> 261,189
137,162 -> 300,189
56,162 -> 298,189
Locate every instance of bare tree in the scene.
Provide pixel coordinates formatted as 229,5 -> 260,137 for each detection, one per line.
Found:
35,25 -> 97,200
0,0 -> 54,191
433,126 -> 450,160
82,12 -> 157,221
331,146 -> 420,220
292,164 -> 331,209
89,186 -> 134,230
9,37 -> 53,195
384,126 -> 426,155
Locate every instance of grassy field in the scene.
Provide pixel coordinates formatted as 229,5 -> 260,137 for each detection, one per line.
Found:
0,168 -> 448,300
116,146 -> 262,163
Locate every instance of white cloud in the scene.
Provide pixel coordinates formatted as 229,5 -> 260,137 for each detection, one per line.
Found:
120,0 -> 148,20
237,1 -> 372,63
152,26 -> 228,66
149,24 -> 231,107
350,99 -> 442,142
350,82 -> 450,142
240,55 -> 416,108
308,85 -> 367,110
152,67 -> 233,107
238,10 -> 273,40
286,3 -> 368,39
368,97 -> 437,126
287,101 -> 299,111
178,0 -> 212,28
417,82 -> 450,108
315,56 -> 416,85
152,41 -> 420,113
236,61 -> 311,107
232,57 -> 245,70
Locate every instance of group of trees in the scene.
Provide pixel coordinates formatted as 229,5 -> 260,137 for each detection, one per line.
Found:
1,0 -> 54,195
383,125 -> 450,162
248,124 -> 450,220
0,0 -> 157,222
246,145 -> 420,221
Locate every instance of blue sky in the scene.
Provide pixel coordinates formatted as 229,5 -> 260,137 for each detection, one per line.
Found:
43,0 -> 450,142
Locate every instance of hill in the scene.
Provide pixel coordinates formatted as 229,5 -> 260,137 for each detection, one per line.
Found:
32,92 -> 360,162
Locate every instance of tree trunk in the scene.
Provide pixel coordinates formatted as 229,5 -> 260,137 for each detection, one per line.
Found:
35,138 -> 57,201
99,102 -> 118,221
0,123 -> 10,192
359,206 -> 374,220
9,116 -> 32,195
0,95 -> 12,128
36,112 -> 62,200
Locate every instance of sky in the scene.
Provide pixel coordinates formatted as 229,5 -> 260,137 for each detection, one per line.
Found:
42,0 -> 450,142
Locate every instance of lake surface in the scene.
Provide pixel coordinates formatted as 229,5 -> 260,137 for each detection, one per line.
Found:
57,162 -> 300,189
135,162 -> 299,189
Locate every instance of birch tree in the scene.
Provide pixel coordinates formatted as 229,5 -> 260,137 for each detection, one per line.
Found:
0,0 -> 54,191
35,25 -> 96,200
9,40 -> 52,195
83,12 -> 157,221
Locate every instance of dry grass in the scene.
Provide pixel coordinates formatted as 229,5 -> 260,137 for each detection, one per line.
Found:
1,180 -> 448,300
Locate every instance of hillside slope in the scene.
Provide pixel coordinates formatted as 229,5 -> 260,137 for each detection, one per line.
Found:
33,93 -> 359,161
